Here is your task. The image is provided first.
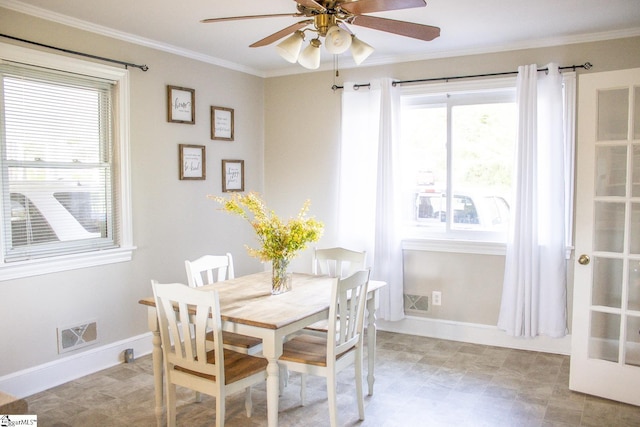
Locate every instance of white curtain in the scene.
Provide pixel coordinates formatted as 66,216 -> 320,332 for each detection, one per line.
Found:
497,63 -> 568,338
339,78 -> 404,321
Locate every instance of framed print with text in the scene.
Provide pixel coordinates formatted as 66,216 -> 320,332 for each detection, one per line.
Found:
222,159 -> 244,192
211,106 -> 234,141
167,85 -> 195,124
179,144 -> 205,180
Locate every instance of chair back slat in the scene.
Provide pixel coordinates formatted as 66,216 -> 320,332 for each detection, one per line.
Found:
328,270 -> 370,358
185,253 -> 235,288
152,281 -> 222,379
313,247 -> 366,278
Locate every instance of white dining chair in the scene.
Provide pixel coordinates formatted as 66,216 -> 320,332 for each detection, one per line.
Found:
151,281 -> 268,427
312,247 -> 367,278
185,253 -> 235,287
305,247 -> 367,335
278,269 -> 370,427
185,254 -> 263,355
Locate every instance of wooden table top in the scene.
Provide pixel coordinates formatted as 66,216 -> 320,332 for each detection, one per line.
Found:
139,271 -> 386,330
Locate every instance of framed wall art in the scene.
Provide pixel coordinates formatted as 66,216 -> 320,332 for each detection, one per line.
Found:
167,85 -> 195,124
222,159 -> 244,192
211,106 -> 234,141
179,144 -> 206,180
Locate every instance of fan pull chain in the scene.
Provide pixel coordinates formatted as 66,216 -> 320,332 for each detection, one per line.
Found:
332,55 -> 340,91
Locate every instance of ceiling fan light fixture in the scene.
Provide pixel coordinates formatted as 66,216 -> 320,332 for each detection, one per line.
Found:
275,30 -> 305,63
202,0 -> 441,70
350,35 -> 374,65
324,25 -> 352,54
298,38 -> 322,69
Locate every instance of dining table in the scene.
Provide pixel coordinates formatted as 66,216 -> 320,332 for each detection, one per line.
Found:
139,271 -> 387,427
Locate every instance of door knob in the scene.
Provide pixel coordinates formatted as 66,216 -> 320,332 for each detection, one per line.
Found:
578,254 -> 590,265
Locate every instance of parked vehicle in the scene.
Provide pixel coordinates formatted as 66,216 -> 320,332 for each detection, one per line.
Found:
9,182 -> 104,247
415,191 -> 510,230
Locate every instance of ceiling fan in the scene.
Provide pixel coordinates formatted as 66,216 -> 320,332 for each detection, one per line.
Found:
202,0 -> 440,69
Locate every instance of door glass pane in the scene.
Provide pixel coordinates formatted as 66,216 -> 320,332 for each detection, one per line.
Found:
593,257 -> 623,308
626,315 -> 640,367
594,202 -> 625,252
633,145 -> 640,197
634,87 -> 640,139
598,89 -> 628,141
590,311 -> 620,362
631,203 -> 640,254
630,260 -> 640,311
595,145 -> 627,197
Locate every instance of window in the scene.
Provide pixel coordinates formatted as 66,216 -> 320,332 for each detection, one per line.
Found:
400,78 -> 517,243
0,43 -> 133,280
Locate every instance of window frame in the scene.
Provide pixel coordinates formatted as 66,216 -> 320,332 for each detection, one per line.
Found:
0,42 -> 134,280
399,76 -> 518,248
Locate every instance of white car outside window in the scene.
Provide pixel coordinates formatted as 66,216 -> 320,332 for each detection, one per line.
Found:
10,183 -> 103,248
415,192 -> 510,231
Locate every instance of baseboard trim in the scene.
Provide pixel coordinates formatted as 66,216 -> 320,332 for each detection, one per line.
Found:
0,333 -> 153,399
377,316 -> 572,355
2,319 -> 570,399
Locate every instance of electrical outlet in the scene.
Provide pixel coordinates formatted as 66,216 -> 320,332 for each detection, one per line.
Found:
432,291 -> 442,306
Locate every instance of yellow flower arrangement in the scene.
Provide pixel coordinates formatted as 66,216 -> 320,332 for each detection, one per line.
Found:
211,192 -> 324,293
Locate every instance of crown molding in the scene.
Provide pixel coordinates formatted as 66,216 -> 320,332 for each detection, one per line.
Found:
0,0 -> 266,77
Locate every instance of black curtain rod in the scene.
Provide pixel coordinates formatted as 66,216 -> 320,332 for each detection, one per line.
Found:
0,33 -> 149,71
331,62 -> 592,91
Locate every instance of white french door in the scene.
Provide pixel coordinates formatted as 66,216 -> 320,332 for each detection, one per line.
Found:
570,67 -> 640,406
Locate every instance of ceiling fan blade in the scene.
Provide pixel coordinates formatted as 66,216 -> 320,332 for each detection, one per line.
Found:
339,0 -> 426,15
250,20 -> 313,47
293,0 -> 327,12
350,15 -> 440,41
201,13 -> 300,23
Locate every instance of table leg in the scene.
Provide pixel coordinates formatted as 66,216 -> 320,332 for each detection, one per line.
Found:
259,332 -> 285,427
266,359 -> 280,427
147,307 -> 164,424
366,293 -> 378,396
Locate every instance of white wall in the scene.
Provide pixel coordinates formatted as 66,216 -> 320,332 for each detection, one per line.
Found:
0,8 -> 265,384
264,73 -> 343,273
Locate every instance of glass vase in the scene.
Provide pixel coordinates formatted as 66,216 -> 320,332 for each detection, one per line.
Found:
271,258 -> 291,295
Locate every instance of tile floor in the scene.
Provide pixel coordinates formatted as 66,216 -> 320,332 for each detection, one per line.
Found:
25,331 -> 640,426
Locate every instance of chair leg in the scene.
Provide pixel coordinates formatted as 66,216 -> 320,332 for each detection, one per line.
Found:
327,373 -> 338,427
279,365 -> 287,395
300,373 -> 307,406
167,383 -> 177,427
244,386 -> 253,417
281,365 -> 289,389
195,391 -> 202,403
356,347 -> 365,420
216,394 -> 224,427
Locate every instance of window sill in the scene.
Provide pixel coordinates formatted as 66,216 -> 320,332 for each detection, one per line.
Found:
0,246 -> 136,281
402,239 -> 506,255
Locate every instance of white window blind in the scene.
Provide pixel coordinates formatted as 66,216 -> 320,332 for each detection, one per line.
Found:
1,63 -> 117,262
